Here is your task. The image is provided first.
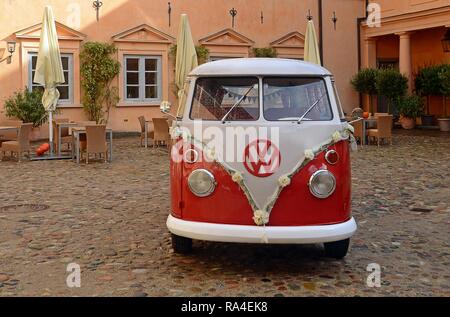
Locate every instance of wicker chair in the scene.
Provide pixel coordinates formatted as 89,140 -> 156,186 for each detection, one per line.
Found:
350,107 -> 364,120
79,125 -> 108,164
138,116 -> 154,147
152,118 -> 170,148
0,123 -> 33,162
367,115 -> 393,146
350,118 -> 365,146
0,120 -> 22,145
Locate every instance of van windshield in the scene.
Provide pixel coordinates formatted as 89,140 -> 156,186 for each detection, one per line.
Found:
190,77 -> 259,121
263,77 -> 333,121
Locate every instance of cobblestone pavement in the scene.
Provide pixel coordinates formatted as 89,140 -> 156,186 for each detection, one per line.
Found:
0,130 -> 449,297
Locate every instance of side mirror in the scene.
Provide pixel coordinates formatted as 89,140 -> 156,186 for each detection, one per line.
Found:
160,101 -> 177,121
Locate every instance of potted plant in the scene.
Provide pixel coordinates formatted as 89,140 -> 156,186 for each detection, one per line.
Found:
375,68 -> 408,115
415,65 -> 443,126
4,88 -> 47,139
397,94 -> 424,129
437,64 -> 450,132
351,68 -> 378,115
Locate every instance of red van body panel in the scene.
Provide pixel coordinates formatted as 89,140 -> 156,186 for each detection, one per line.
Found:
170,140 -> 351,226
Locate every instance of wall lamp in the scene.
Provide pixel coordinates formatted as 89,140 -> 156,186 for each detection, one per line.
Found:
1,41 -> 16,64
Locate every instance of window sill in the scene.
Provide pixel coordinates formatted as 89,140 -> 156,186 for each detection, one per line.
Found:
57,103 -> 82,108
118,102 -> 162,107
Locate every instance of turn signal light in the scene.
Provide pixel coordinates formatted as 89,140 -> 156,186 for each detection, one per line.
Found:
325,149 -> 339,165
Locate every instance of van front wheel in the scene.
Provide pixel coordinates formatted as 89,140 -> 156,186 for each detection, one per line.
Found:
171,234 -> 193,254
324,238 -> 350,259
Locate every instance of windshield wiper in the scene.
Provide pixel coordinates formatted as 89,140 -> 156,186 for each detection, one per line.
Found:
297,92 -> 327,124
221,85 -> 256,123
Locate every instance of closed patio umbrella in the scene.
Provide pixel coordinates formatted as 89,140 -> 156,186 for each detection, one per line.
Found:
304,20 -> 321,65
33,6 -> 65,155
175,14 -> 198,117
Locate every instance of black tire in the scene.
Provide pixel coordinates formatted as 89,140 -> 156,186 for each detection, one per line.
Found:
324,238 -> 350,259
171,234 -> 193,254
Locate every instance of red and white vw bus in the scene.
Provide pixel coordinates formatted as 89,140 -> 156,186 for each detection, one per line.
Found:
164,58 -> 357,259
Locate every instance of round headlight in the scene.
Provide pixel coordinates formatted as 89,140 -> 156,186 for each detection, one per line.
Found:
188,169 -> 216,197
308,170 -> 336,199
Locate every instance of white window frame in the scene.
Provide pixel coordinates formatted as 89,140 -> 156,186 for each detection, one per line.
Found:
124,55 -> 162,104
28,52 -> 73,105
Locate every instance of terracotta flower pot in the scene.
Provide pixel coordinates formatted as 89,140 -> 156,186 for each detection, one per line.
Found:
437,118 -> 450,132
400,116 -> 416,129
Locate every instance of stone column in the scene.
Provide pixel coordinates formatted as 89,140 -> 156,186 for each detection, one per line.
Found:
362,38 -> 377,111
363,38 -> 377,68
397,32 -> 412,93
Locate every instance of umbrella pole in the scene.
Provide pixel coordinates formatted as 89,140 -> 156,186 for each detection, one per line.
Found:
49,110 -> 54,155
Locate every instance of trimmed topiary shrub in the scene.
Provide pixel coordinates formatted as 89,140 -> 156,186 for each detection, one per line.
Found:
350,68 -> 379,114
376,68 -> 408,114
415,64 -> 449,115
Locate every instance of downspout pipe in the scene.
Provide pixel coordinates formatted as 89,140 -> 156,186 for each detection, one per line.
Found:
318,0 -> 324,65
357,0 -> 370,106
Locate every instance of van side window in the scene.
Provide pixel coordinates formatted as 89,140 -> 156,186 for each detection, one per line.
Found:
190,77 -> 259,121
263,77 -> 333,121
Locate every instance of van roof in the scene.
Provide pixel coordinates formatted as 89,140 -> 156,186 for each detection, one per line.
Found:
189,58 -> 331,77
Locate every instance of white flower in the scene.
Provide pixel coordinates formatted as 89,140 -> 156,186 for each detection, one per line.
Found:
232,171 -> 243,183
160,100 -> 171,113
304,149 -> 315,160
278,175 -> 291,188
181,130 -> 190,141
332,131 -> 342,143
345,123 -> 354,134
253,210 -> 270,226
170,126 -> 182,139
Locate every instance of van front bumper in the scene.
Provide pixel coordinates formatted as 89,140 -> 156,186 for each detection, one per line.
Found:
167,215 -> 357,244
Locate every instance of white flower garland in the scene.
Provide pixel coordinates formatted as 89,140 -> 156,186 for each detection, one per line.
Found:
278,175 -> 291,188
173,123 -> 356,228
304,149 -> 315,160
232,171 -> 244,183
253,209 -> 270,226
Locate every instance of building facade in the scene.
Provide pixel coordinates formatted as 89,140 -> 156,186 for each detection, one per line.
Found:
361,0 -> 450,115
0,0 -> 448,134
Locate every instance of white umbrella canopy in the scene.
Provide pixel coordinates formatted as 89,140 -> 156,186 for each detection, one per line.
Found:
304,20 -> 322,65
175,14 -> 198,117
33,6 -> 65,154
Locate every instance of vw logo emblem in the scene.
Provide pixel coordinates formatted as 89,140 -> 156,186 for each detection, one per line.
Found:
243,139 -> 281,177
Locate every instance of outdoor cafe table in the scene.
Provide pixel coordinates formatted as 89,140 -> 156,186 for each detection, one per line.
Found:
72,127 -> 113,163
